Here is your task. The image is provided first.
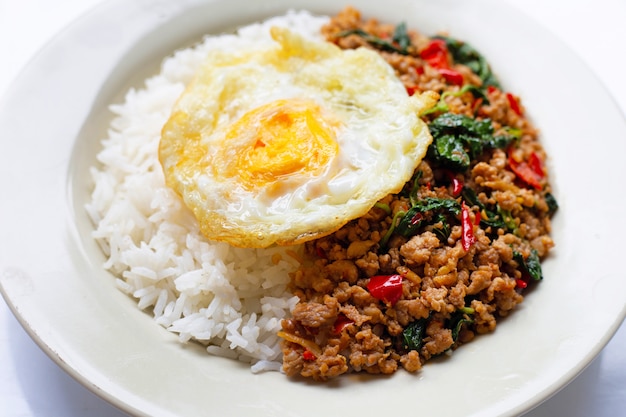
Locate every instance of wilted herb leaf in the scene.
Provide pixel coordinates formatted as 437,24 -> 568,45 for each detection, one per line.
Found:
513,249 -> 543,281
402,318 -> 427,351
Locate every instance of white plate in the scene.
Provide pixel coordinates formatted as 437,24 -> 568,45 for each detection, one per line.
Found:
1,0 -> 625,416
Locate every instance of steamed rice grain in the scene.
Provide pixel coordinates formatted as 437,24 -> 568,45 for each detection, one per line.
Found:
86,11 -> 330,368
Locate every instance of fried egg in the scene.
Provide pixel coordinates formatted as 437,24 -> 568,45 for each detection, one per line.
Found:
159,26 -> 437,248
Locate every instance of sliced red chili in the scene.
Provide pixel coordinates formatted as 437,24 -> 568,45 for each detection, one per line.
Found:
509,155 -> 542,190
487,85 -> 498,94
451,177 -> 463,196
471,97 -> 484,114
444,170 -> 463,196
409,212 -> 423,226
406,85 -> 418,96
438,68 -> 464,86
302,350 -> 317,361
367,274 -> 403,305
332,314 -> 354,334
315,246 -> 327,259
506,92 -> 523,116
420,39 -> 449,69
528,152 -> 545,178
461,202 -> 476,252
515,278 -> 528,289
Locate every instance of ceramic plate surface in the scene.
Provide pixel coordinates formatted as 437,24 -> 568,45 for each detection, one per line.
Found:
1,0 -> 625,416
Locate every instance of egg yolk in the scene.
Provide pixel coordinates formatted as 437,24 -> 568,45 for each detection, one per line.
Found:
214,99 -> 340,190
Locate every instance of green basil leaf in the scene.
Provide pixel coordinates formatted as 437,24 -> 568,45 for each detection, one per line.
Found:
396,205 -> 425,237
461,187 -> 484,210
427,113 -> 496,171
392,22 -> 411,53
434,35 -> 500,88
408,170 -> 423,207
396,198 -> 460,238
432,135 -> 471,170
513,249 -> 543,281
462,133 -> 484,159
402,318 -> 427,351
335,28 -> 408,55
480,215 -> 506,230
448,311 -> 474,342
458,84 -> 490,104
545,192 -> 559,215
431,213 -> 452,242
487,134 -> 516,150
462,189 -> 517,234
498,207 -> 517,233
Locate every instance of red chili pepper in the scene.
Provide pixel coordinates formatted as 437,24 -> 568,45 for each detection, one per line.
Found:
471,97 -> 484,114
420,39 -> 449,69
302,349 -> 317,361
406,85 -> 418,96
487,85 -> 498,94
332,314 -> 354,334
410,212 -> 423,226
461,202 -> 476,252
315,246 -> 327,259
437,68 -> 464,86
366,274 -> 403,305
451,177 -> 463,196
506,92 -> 523,116
515,278 -> 528,289
528,152 -> 545,178
445,171 -> 464,197
508,155 -> 542,190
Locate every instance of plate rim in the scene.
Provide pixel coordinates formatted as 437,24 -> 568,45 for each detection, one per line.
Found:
2,0 -> 626,416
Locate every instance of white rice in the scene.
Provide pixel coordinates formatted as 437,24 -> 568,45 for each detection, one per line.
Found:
85,11 -> 330,369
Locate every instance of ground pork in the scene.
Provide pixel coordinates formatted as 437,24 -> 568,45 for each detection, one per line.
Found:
280,6 -> 557,381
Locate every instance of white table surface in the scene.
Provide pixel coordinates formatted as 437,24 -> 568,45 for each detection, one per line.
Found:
1,0 -> 625,416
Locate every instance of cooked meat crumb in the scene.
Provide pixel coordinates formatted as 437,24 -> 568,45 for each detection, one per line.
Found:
280,7 -> 556,381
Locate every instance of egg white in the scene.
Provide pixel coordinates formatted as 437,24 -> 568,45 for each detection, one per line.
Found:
159,26 -> 437,248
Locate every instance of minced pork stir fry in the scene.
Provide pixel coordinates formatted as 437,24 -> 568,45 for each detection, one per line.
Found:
278,7 -> 558,380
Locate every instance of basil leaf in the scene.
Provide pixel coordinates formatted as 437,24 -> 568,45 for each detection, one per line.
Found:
431,213 -> 452,242
458,84 -> 490,104
433,135 -> 471,170
392,22 -> 411,53
402,318 -> 427,351
545,192 -> 559,215
427,113 -> 495,171
429,112 -> 473,131
498,207 -> 517,233
462,133 -> 484,159
396,197 -> 460,238
335,28 -> 408,55
408,170 -> 423,206
513,249 -> 543,281
481,205 -> 516,233
462,189 -> 518,234
423,84 -> 491,117
486,134 -> 515,150
480,214 -> 506,230
461,187 -> 484,210
434,35 -> 500,88
396,206 -> 425,237
448,311 -> 474,342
